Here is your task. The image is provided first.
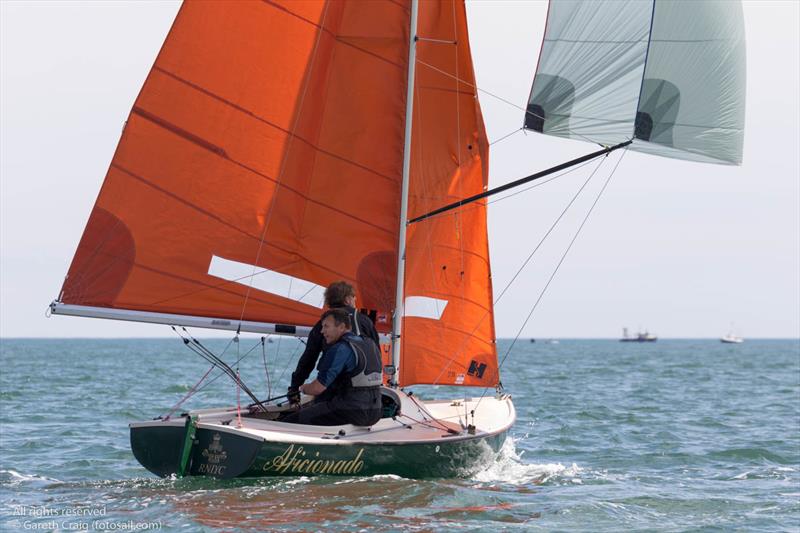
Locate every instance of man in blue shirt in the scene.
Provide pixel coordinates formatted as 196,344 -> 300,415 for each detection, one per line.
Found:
283,308 -> 383,426
287,281 -> 379,404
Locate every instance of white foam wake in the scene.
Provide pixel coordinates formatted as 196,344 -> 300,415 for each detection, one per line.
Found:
471,438 -> 583,485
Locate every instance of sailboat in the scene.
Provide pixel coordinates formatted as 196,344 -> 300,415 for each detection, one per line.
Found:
50,0 -> 745,478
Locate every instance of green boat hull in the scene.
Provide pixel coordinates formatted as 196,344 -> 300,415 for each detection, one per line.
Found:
246,432 -> 507,478
131,422 -> 508,479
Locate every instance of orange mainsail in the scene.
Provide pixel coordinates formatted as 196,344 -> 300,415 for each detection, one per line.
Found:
59,0 -> 497,387
60,0 -> 409,329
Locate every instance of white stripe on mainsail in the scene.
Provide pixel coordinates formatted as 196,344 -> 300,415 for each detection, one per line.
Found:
208,255 -> 324,308
404,296 -> 447,320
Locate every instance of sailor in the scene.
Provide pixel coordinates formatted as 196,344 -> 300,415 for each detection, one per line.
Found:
282,308 -> 383,426
287,281 -> 379,404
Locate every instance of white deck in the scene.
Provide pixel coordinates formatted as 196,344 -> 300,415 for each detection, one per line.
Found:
131,388 -> 516,446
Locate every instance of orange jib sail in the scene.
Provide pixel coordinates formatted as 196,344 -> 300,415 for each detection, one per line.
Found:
60,0 -> 410,330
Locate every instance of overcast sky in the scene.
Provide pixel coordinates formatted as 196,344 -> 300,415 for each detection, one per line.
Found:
1,1 -> 798,339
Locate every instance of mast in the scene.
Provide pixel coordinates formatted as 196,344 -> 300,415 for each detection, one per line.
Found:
391,0 -> 419,382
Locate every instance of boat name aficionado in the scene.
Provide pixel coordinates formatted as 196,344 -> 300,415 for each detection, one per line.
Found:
262,445 -> 365,475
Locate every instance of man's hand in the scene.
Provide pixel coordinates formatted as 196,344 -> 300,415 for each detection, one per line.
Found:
287,386 -> 300,405
300,380 -> 327,397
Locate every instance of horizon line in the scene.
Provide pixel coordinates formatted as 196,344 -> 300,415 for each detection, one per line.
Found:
1,336 -> 798,341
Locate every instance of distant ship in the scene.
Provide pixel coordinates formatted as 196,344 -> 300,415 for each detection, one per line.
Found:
720,323 -> 744,344
720,334 -> 743,344
720,333 -> 744,344
620,327 -> 657,342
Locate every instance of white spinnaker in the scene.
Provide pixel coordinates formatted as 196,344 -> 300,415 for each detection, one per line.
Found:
527,0 -> 746,165
631,0 -> 746,165
525,0 -> 652,144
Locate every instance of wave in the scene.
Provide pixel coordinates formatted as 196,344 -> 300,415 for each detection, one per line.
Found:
334,474 -> 406,485
708,447 -> 791,464
0,469 -> 60,486
731,465 -> 797,481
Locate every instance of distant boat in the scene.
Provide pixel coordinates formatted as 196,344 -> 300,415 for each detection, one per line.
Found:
620,327 -> 657,342
721,323 -> 744,343
720,333 -> 744,344
529,338 -> 536,343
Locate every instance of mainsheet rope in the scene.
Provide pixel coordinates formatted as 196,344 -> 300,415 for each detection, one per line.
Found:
176,330 -> 262,405
262,336 -> 272,400
161,328 -> 241,418
235,335 -> 242,427
193,337 -> 303,397
163,328 -> 271,415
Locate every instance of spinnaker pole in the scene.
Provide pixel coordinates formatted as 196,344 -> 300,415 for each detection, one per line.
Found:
408,139 -> 632,224
391,0 -> 420,383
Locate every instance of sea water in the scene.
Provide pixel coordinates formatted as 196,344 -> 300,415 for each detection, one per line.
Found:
1,338 -> 798,531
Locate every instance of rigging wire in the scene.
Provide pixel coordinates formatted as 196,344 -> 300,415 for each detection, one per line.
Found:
174,327 -> 267,410
194,339 -> 268,395
262,336 -> 272,400
489,127 -> 523,146
161,365 -> 215,420
429,154 -> 609,386
397,412 -> 459,435
406,393 -> 459,434
474,147 -> 630,411
416,59 -> 601,147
